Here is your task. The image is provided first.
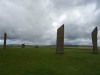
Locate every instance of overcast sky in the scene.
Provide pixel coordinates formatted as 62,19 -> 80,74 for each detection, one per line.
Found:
0,0 -> 100,45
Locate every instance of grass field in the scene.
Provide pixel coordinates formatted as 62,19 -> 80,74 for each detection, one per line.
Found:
0,47 -> 100,75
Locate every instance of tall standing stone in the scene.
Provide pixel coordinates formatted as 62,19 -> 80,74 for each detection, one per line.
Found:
22,44 -> 25,48
91,27 -> 98,54
3,32 -> 7,49
56,24 -> 64,54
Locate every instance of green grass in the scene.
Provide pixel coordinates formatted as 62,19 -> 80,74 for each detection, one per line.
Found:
0,47 -> 100,75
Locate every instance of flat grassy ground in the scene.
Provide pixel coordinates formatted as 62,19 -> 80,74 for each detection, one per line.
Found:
0,47 -> 100,75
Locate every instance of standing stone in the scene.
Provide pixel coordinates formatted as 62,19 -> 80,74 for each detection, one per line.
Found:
91,27 -> 98,54
56,24 -> 64,54
3,32 -> 7,49
22,44 -> 25,48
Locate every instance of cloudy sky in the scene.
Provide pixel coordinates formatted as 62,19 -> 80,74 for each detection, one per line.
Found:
0,0 -> 100,46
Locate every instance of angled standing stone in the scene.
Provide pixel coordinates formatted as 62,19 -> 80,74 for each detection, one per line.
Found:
56,24 -> 64,54
91,27 -> 98,54
3,32 -> 7,49
22,44 -> 25,48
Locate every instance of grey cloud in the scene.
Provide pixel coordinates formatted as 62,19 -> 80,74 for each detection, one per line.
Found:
64,24 -> 91,40
51,0 -> 96,10
0,0 -> 100,45
0,0 -> 55,45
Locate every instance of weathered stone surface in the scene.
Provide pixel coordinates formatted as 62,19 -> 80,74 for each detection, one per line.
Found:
22,44 -> 25,48
56,24 -> 64,54
91,27 -> 98,54
3,32 -> 7,49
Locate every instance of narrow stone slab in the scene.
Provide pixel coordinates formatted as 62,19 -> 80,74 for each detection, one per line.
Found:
22,44 -> 25,48
91,27 -> 98,54
3,32 -> 7,49
56,24 -> 64,54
